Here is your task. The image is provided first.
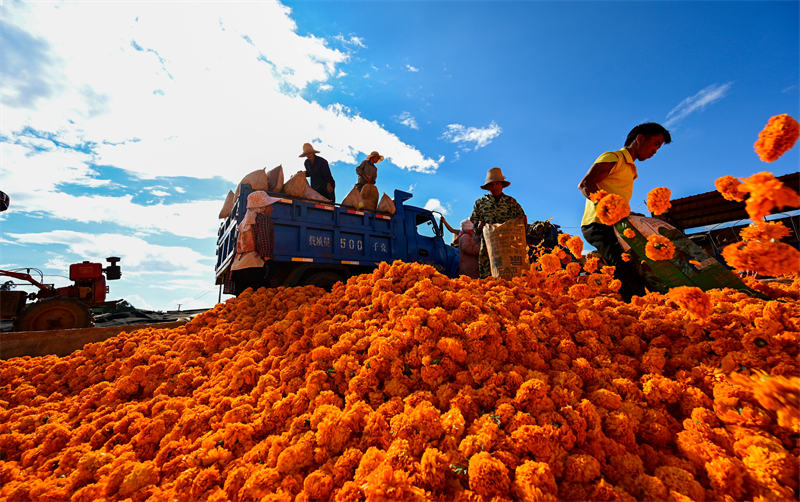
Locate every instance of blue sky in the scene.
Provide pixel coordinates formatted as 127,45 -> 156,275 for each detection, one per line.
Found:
1,1 -> 798,311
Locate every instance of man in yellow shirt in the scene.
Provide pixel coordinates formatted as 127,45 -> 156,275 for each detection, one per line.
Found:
578,122 -> 671,301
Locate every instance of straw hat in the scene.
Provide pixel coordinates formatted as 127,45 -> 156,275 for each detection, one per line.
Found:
480,167 -> 510,189
460,219 -> 474,231
299,143 -> 320,158
368,151 -> 384,162
247,191 -> 282,209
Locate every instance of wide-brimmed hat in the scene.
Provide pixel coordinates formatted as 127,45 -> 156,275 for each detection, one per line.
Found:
367,151 -> 384,162
246,191 -> 282,209
480,167 -> 510,189
299,143 -> 320,158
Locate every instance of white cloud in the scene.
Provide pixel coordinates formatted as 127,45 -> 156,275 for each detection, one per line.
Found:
1,142 -> 219,237
334,34 -> 366,48
5,230 -> 213,276
424,198 -> 450,215
0,1 -> 441,191
0,0 -> 444,249
151,189 -> 170,197
318,83 -> 333,92
406,64 -> 420,73
665,82 -> 733,127
441,121 -> 502,150
396,111 -> 419,130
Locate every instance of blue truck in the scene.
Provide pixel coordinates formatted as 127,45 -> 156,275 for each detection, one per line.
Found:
215,185 -> 460,293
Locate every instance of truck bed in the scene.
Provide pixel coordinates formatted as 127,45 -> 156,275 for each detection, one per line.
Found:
216,187 -> 397,281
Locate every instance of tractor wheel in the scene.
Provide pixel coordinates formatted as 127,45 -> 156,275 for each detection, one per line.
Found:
301,271 -> 344,291
14,297 -> 93,332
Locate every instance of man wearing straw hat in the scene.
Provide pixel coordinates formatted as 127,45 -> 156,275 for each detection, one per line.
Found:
470,167 -> 526,279
354,151 -> 384,192
300,142 -> 336,202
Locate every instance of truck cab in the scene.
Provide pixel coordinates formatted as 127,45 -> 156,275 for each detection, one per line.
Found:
216,187 -> 459,293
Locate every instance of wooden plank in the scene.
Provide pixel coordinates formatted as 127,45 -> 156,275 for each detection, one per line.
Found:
0,321 -> 186,360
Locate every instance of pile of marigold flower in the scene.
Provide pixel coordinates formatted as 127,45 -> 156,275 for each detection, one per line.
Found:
1,250 -> 798,501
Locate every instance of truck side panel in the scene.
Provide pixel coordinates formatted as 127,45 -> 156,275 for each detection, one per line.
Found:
269,198 -> 395,265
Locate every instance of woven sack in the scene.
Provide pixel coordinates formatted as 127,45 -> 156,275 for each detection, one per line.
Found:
236,168 -> 269,197
266,165 -> 284,192
231,251 -> 265,271
283,172 -> 308,198
219,190 -> 235,219
359,184 -> 379,211
483,216 -> 529,280
303,186 -> 330,202
341,187 -> 362,208
376,194 -> 396,215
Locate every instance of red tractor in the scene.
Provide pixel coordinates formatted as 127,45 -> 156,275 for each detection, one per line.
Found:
0,257 -> 121,331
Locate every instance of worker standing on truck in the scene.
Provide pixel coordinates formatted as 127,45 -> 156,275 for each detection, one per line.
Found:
578,122 -> 672,301
300,143 -> 336,202
471,167 -> 526,279
354,151 -> 383,191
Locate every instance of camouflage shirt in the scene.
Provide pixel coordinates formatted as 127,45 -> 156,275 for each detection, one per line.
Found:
470,193 -> 526,278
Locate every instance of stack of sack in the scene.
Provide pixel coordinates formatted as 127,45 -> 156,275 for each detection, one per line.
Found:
220,166 -> 397,219
340,184 -> 395,215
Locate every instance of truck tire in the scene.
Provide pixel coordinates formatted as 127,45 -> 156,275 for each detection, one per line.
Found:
14,297 -> 93,332
301,271 -> 344,290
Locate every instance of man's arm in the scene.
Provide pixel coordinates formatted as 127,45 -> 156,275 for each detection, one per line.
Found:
578,161 -> 616,199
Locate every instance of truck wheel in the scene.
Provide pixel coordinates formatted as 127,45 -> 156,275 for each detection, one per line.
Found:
14,297 -> 93,332
302,272 -> 344,290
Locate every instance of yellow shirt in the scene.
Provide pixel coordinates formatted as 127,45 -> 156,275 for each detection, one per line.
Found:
581,148 -> 638,226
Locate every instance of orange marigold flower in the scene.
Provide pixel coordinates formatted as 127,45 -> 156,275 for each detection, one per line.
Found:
645,234 -> 675,261
667,286 -> 713,319
583,256 -> 600,273
623,228 -> 636,239
468,452 -> 511,498
303,470 -> 334,501
595,193 -> 631,225
715,175 -> 745,202
557,233 -> 571,247
646,187 -> 672,215
513,461 -> 557,501
566,236 -> 584,258
739,221 -> 792,242
538,254 -> 561,275
621,253 -> 631,262
589,190 -> 609,203
722,240 -> 800,277
753,113 -> 800,162
564,454 -> 602,484
739,171 -> 800,221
